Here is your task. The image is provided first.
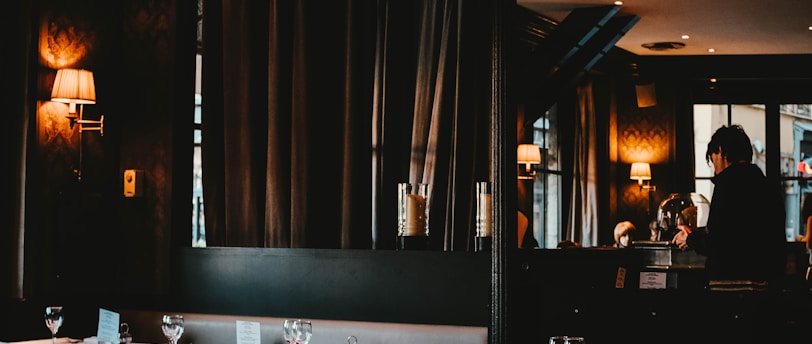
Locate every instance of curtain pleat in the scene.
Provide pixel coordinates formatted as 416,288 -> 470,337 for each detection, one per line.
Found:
567,81 -> 599,247
203,0 -> 486,251
265,0 -> 293,248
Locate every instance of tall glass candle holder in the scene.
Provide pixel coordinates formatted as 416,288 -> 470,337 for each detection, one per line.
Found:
397,182 -> 430,250
475,181 -> 493,252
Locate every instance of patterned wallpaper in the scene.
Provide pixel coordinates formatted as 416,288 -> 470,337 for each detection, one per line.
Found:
615,81 -> 674,234
618,106 -> 670,164
32,0 -> 178,296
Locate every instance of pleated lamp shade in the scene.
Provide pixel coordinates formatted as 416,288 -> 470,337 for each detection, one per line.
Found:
630,162 -> 652,182
51,68 -> 96,113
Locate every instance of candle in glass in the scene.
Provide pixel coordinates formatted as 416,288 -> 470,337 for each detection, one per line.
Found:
397,182 -> 430,249
476,181 -> 493,237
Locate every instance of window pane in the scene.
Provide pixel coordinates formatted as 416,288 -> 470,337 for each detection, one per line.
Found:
731,105 -> 766,174
695,104 -> 812,243
693,105 -> 714,201
533,173 -> 561,248
532,105 -> 561,248
193,144 -> 205,247
783,105 -> 812,242
693,104 -> 764,196
192,49 -> 205,247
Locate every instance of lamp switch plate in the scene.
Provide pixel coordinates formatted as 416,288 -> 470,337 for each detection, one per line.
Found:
123,169 -> 144,197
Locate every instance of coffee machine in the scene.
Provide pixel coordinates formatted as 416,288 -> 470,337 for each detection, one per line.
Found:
655,192 -> 710,242
630,193 -> 710,288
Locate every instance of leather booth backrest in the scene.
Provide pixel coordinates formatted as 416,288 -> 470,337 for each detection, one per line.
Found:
118,310 -> 488,344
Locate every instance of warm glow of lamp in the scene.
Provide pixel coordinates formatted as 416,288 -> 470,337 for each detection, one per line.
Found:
630,162 -> 651,182
630,162 -> 655,191
51,68 -> 96,115
517,144 -> 541,180
51,68 -> 105,181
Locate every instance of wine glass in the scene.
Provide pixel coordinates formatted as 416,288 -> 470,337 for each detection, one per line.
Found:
292,320 -> 312,344
161,314 -> 184,344
282,319 -> 296,344
44,306 -> 64,344
549,336 -> 585,344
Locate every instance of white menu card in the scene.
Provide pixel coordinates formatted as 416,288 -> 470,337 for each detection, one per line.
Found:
96,308 -> 120,344
236,320 -> 261,344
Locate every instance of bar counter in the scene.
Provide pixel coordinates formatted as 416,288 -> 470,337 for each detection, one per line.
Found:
512,246 -> 811,344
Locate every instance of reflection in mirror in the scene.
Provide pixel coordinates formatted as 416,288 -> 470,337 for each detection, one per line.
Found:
524,105 -> 563,248
193,0 -> 496,250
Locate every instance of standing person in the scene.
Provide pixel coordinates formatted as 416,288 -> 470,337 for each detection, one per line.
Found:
672,124 -> 786,290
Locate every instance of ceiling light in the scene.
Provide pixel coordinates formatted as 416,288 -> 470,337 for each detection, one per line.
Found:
681,34 -> 690,39
707,48 -> 716,53
614,1 -> 623,5
641,42 -> 685,51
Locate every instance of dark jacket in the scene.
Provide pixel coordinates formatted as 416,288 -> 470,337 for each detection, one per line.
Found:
686,163 -> 787,286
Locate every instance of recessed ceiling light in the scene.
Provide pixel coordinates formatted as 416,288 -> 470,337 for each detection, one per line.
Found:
614,1 -> 623,5
681,34 -> 690,39
707,48 -> 716,53
641,42 -> 686,51
808,25 -> 812,31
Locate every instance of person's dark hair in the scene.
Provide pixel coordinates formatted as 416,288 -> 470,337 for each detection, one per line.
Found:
705,124 -> 753,165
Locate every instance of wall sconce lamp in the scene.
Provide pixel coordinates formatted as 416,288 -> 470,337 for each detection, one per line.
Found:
517,144 -> 541,180
52,68 -> 104,134
51,68 -> 104,181
630,162 -> 656,191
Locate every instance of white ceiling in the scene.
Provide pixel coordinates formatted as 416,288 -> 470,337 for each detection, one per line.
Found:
517,0 -> 812,56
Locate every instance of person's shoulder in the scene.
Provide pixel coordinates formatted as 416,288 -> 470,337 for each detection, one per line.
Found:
743,163 -> 766,174
722,163 -> 766,182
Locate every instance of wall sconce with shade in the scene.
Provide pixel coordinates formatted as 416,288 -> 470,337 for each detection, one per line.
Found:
517,144 -> 541,180
51,68 -> 105,181
630,162 -> 656,191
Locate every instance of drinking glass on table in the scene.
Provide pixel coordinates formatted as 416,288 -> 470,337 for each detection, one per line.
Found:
161,314 -> 184,344
283,319 -> 296,344
549,336 -> 585,344
292,320 -> 312,344
44,306 -> 64,344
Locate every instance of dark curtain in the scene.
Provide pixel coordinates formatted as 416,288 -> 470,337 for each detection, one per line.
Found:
2,0 -> 33,299
201,0 -> 491,250
673,80 -> 697,193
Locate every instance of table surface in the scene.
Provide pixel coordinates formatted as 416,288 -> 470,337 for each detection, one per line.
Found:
3,338 -> 153,344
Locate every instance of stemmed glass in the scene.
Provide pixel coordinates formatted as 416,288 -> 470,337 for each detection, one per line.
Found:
282,319 -> 296,344
549,336 -> 585,344
161,314 -> 184,344
291,320 -> 312,344
44,306 -> 64,344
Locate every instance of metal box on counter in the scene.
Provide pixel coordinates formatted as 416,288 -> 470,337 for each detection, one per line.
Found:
631,240 -> 707,289
632,240 -> 706,268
